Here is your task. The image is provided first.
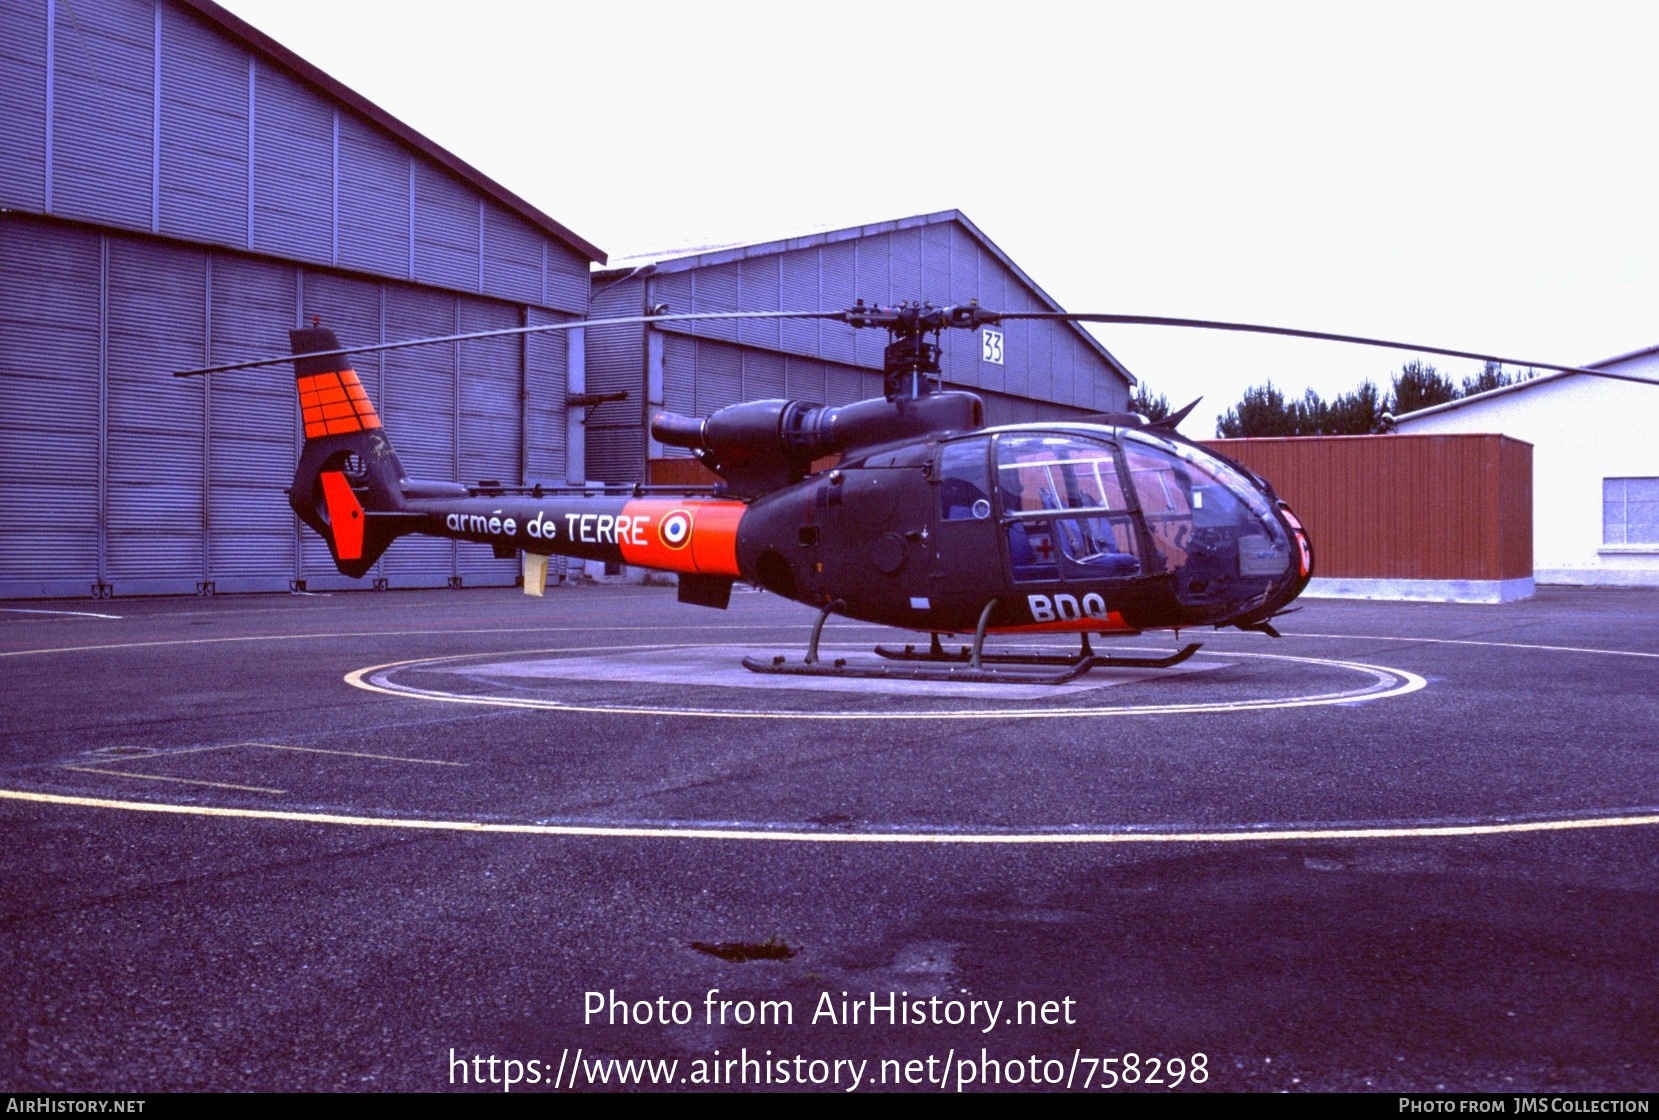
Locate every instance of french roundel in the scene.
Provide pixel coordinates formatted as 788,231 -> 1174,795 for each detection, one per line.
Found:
659,509 -> 693,550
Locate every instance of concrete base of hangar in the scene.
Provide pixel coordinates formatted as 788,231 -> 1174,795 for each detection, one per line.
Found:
1538,563 -> 1659,589
1302,576 -> 1536,604
558,562 -> 670,587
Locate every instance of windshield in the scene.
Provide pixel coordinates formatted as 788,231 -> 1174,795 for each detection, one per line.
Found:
1120,430 -> 1292,604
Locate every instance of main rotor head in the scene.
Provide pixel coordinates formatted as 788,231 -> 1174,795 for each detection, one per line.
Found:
838,300 -> 1003,401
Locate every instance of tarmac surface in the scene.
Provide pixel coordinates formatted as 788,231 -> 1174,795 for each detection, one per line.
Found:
2,583 -> 1656,1093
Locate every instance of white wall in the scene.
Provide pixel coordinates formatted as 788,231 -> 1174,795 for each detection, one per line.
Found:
1396,356 -> 1659,586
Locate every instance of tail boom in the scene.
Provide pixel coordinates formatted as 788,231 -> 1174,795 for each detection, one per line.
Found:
418,496 -> 744,578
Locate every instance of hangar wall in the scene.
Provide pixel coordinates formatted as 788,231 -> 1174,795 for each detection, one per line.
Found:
1395,363 -> 1659,588
583,214 -> 1135,484
0,3 -> 1144,601
0,0 -> 600,599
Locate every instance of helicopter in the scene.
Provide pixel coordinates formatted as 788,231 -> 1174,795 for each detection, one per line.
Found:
177,301 -> 1620,684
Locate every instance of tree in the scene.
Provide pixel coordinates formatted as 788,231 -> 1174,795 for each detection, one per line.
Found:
1216,382 -> 1347,437
1323,379 -> 1385,435
1217,381 -> 1301,438
1215,357 -> 1521,439
1460,360 -> 1534,398
1389,359 -> 1458,416
1289,388 -> 1327,434
1129,382 -> 1171,422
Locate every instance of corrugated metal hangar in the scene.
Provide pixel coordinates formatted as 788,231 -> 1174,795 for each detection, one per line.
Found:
0,0 -> 599,598
0,0 -> 1134,601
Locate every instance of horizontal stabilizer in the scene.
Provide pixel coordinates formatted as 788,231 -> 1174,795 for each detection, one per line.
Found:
678,574 -> 733,610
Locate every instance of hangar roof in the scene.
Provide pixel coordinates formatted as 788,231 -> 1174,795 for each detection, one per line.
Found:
182,0 -> 606,264
1397,342 -> 1659,423
596,210 -> 1135,385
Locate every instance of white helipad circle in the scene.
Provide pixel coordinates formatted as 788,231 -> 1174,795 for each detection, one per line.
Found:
344,642 -> 1428,719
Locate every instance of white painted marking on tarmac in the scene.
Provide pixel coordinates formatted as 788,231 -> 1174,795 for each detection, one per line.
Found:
130,742 -> 245,757
459,645 -> 1224,699
0,623 -> 869,658
11,620 -> 1653,669
245,742 -> 465,766
2,608 -> 122,620
346,646 -> 1427,720
5,789 -> 1658,845
1263,630 -> 1659,660
59,767 -> 286,795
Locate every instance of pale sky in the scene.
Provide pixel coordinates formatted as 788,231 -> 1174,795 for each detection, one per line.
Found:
217,0 -> 1658,434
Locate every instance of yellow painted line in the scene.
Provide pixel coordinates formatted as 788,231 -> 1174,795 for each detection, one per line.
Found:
59,767 -> 286,795
244,742 -> 465,766
343,647 -> 1427,721
4,789 -> 1658,845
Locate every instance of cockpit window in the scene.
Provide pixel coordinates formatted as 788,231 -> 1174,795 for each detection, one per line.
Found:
938,438 -> 993,521
1123,442 -> 1194,571
995,434 -> 1129,515
996,433 -> 1141,582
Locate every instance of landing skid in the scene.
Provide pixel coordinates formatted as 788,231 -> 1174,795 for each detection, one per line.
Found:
875,636 -> 1203,671
741,654 -> 1101,685
741,600 -> 1203,685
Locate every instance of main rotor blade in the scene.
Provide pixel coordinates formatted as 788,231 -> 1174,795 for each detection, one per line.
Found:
172,308 -> 844,377
176,301 -> 1656,388
994,311 -> 1650,383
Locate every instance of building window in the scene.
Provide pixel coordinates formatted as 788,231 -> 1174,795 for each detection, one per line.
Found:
1603,478 -> 1659,545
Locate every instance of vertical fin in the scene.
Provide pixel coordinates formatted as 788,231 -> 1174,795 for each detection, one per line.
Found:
289,325 -> 412,578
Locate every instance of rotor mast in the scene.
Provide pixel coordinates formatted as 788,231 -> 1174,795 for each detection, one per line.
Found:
841,300 -> 1000,402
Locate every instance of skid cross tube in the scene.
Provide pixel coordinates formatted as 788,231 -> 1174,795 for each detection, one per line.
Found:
804,599 -> 846,666
969,600 -> 998,671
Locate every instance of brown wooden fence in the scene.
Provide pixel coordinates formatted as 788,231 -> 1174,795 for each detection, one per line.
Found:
1206,434 -> 1532,581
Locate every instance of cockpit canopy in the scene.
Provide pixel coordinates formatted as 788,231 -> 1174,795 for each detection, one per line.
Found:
937,428 -> 1294,611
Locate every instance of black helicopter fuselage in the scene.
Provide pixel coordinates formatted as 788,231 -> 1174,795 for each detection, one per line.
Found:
730,420 -> 1312,637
